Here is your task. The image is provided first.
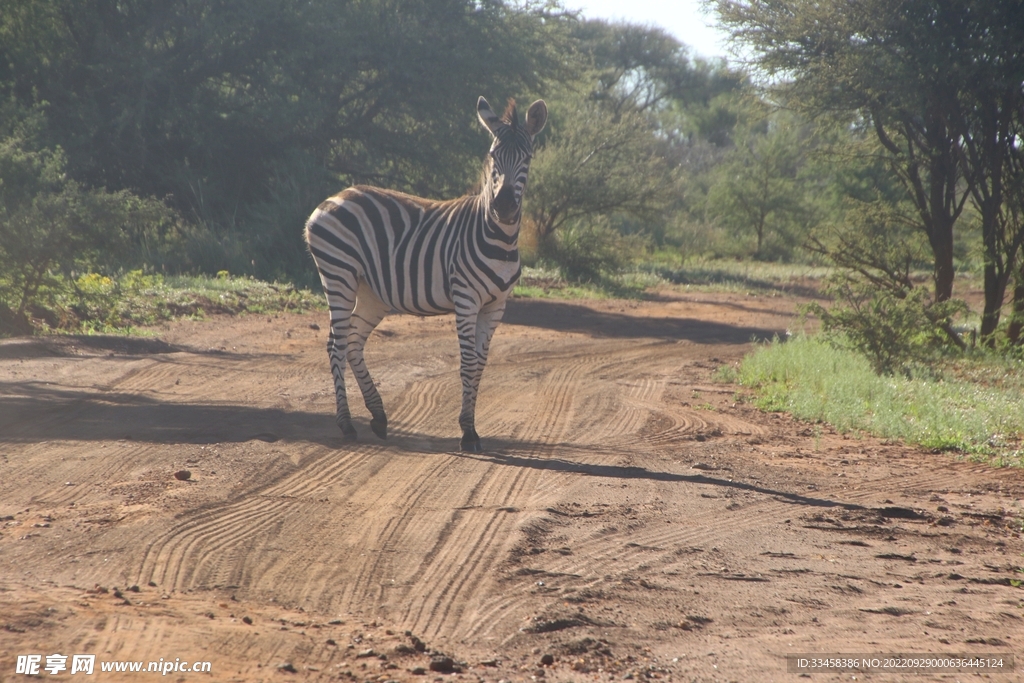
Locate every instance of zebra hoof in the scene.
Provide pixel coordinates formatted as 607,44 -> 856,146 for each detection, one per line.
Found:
370,415 -> 388,440
460,428 -> 481,452
338,420 -> 357,441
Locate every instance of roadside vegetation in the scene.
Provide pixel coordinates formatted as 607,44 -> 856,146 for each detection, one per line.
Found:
12,270 -> 323,336
729,336 -> 1024,465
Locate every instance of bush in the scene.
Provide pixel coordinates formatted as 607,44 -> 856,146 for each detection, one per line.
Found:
0,132 -> 182,335
539,220 -> 647,284
804,276 -> 967,376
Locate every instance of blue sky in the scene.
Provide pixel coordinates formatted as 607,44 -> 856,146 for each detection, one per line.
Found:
563,0 -> 732,60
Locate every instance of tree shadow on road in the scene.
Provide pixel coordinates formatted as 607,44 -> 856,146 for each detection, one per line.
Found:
2,381 -> 868,514
0,381 -> 348,447
503,299 -> 783,343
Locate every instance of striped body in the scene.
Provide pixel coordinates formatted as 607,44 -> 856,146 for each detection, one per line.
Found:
305,97 -> 547,451
307,187 -> 521,316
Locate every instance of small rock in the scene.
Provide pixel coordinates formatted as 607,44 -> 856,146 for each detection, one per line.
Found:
309,323 -> 321,331
428,656 -> 455,673
540,654 -> 554,666
277,662 -> 297,673
148,581 -> 157,587
242,616 -> 253,625
356,649 -> 377,659
411,667 -> 427,675
173,470 -> 191,481
325,639 -> 336,646
128,585 -> 140,592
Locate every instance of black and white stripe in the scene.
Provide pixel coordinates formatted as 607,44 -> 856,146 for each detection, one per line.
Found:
305,96 -> 547,451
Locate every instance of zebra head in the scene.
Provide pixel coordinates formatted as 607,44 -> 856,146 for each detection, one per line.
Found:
477,96 -> 547,226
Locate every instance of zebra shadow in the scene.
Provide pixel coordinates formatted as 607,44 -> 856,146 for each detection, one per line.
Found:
450,445 -> 867,512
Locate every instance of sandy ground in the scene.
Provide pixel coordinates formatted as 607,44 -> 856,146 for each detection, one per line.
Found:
1,288 -> 1022,683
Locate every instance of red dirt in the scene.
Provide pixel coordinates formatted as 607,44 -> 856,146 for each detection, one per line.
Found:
1,288 -> 1021,682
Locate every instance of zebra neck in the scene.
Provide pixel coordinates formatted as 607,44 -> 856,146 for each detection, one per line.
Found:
483,213 -> 520,245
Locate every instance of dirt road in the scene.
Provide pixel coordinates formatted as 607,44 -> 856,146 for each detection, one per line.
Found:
1,289 -> 1021,682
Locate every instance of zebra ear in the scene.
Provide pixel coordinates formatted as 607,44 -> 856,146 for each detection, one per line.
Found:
525,100 -> 547,138
477,97 -> 503,136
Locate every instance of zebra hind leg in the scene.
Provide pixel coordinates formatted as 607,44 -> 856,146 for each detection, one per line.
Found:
347,281 -> 389,440
321,280 -> 358,440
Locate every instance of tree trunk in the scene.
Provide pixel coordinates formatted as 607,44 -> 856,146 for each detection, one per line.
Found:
1009,261 -> 1024,345
927,213 -> 955,303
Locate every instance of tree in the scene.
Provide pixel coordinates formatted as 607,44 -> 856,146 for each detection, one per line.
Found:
715,0 -> 1024,344
705,110 -> 807,259
0,0 -> 575,282
524,94 -> 675,242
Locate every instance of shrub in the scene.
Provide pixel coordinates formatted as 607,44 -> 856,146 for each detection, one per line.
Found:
540,219 -> 647,284
804,276 -> 967,376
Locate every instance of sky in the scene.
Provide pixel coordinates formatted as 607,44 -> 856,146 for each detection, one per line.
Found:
563,0 -> 732,61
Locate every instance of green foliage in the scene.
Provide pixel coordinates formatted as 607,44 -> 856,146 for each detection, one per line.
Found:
526,93 -> 676,240
0,125 -> 182,333
805,277 -> 968,376
0,0 -> 577,283
10,269 -> 322,335
704,110 -> 809,260
539,219 -> 648,284
737,335 -> 1024,461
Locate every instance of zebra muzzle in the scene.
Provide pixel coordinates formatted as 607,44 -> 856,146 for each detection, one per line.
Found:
493,184 -> 518,223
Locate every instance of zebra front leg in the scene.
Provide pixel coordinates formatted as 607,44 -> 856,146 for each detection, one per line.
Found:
456,303 -> 505,452
347,282 -> 389,439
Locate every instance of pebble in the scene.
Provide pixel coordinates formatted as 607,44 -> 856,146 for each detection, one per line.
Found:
173,470 -> 191,481
242,616 -> 253,625
428,656 -> 455,673
540,654 -> 554,666
277,662 -> 297,673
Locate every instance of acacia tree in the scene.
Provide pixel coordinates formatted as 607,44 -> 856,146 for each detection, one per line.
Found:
715,0 -> 1024,343
526,95 -> 674,241
705,111 -> 806,259
715,0 -> 967,303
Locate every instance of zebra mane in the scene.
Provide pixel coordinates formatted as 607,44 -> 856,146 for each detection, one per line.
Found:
501,99 -> 518,131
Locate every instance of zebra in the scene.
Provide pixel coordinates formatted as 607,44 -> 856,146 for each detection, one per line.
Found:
304,96 -> 547,452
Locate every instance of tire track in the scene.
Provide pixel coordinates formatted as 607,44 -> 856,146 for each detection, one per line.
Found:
388,354 -> 590,638
136,444 -> 382,589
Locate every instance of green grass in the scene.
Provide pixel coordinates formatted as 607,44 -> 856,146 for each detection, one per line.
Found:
642,258 -> 831,294
735,335 -> 1024,465
19,270 -> 324,336
514,260 -> 830,300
